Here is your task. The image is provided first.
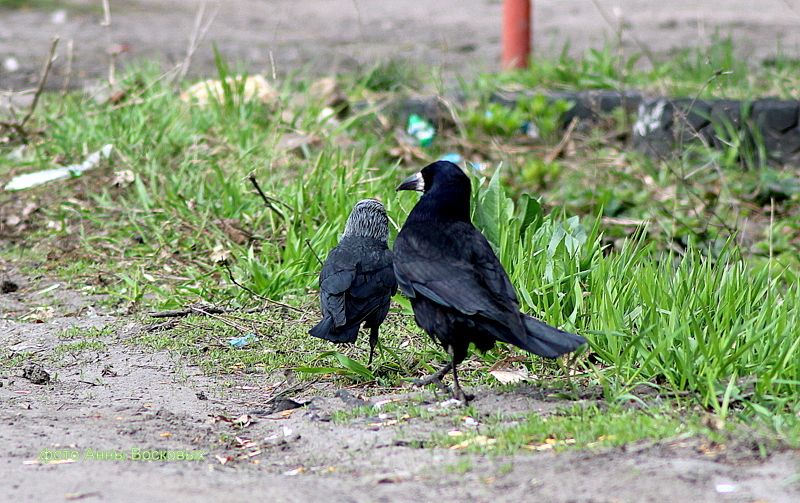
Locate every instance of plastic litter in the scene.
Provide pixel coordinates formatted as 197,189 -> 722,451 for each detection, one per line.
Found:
521,121 -> 539,138
440,153 -> 462,163
5,144 -> 113,191
227,333 -> 258,348
715,484 -> 737,494
407,114 -> 435,147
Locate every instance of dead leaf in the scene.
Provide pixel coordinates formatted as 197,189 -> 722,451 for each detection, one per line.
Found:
214,455 -> 233,465
488,368 -> 529,384
234,437 -> 258,449
450,435 -> 496,450
232,414 -> 253,427
522,438 -> 576,451
21,202 -> 37,216
308,77 -> 349,118
209,244 -> 232,264
488,354 -> 530,384
488,355 -> 527,371
213,218 -> 254,245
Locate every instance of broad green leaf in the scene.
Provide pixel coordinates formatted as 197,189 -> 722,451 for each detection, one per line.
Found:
474,166 -> 512,249
324,351 -> 375,380
517,193 -> 543,238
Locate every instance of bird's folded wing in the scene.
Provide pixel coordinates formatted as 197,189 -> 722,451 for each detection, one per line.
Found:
319,249 -> 357,328
395,236 -> 519,324
348,251 -> 397,300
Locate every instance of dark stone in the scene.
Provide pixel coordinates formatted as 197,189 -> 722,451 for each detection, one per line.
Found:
22,364 -> 50,385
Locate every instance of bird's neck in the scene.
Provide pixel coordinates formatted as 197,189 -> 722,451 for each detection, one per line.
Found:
411,189 -> 471,224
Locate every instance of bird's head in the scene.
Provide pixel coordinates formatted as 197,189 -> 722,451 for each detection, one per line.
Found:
342,198 -> 390,242
396,161 -> 472,222
396,160 -> 470,194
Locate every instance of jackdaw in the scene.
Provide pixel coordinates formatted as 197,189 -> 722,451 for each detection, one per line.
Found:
309,199 -> 398,365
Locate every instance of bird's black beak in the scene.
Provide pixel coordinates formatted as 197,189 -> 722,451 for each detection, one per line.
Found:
396,171 -> 424,192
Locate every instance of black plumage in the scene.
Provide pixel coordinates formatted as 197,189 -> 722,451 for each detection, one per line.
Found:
394,161 -> 587,401
309,199 -> 398,365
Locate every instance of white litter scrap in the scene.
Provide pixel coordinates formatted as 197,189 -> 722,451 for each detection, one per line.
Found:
715,483 -> 737,494
5,144 -> 113,191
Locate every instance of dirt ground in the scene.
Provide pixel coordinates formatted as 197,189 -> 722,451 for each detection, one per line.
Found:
2,1 -> 800,501
1,275 -> 798,502
3,1 -> 800,91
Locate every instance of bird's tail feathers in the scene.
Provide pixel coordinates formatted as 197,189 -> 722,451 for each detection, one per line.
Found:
518,315 -> 587,359
309,317 -> 360,343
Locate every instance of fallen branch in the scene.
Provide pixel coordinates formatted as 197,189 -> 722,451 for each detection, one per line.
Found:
191,305 -> 253,334
148,303 -> 268,319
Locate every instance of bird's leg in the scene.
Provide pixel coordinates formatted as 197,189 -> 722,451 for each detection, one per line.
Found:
447,345 -> 474,402
368,326 -> 379,367
411,361 -> 453,394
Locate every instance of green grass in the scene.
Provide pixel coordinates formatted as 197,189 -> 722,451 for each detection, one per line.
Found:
52,340 -> 107,358
3,39 -> 800,450
58,326 -> 115,339
0,0 -> 100,13
436,403 -> 796,455
477,35 -> 800,99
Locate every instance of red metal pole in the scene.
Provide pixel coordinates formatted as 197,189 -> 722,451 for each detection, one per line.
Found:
501,0 -> 531,70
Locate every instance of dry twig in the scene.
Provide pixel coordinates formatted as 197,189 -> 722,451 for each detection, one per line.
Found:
174,1 -> 220,84
247,171 -> 294,219
0,37 -> 59,137
222,261 -> 303,312
544,116 -> 579,164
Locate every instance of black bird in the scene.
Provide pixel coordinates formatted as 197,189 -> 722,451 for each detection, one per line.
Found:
309,199 -> 398,365
394,161 -> 587,401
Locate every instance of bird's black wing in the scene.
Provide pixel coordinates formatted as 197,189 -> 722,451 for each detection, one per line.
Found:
395,221 -> 584,356
394,221 -> 523,331
317,239 -> 395,331
317,245 -> 358,331
346,246 -> 397,324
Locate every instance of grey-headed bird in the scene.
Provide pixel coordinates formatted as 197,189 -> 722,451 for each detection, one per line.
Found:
309,199 -> 398,365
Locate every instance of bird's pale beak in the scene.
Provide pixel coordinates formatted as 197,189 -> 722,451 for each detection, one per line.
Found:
396,171 -> 424,192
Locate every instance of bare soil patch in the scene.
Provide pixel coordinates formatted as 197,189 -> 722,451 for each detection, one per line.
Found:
2,0 -> 800,91
1,276 -> 798,502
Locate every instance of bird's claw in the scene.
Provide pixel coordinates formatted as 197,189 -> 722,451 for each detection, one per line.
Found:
453,388 -> 475,402
411,376 -> 452,395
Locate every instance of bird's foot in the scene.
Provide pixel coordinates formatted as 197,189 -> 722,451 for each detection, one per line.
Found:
452,386 -> 474,403
411,375 -> 452,395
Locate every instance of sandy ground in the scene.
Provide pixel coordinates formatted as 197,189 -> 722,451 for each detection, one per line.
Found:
2,1 -> 800,90
0,264 -> 799,501
2,307 -> 798,503
2,1 -> 800,501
